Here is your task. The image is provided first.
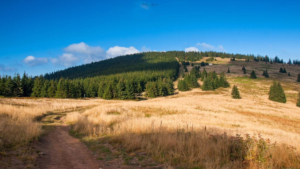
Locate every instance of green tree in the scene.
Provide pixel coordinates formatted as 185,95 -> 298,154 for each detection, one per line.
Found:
116,80 -> 126,99
202,77 -> 214,91
269,81 -> 286,103
231,85 -> 241,99
227,67 -> 230,73
125,81 -> 135,99
297,74 -> 300,82
40,80 -> 50,97
263,69 -> 269,78
103,83 -> 113,99
97,82 -> 105,98
178,79 -> 189,91
47,80 -> 57,98
250,71 -> 257,79
13,73 -> 23,97
31,76 -> 44,97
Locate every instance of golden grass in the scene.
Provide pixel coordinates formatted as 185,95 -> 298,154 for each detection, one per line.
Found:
0,98 -> 98,149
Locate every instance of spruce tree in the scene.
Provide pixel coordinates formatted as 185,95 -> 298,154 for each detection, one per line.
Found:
231,85 -> 241,99
269,81 -> 286,103
97,82 -> 105,98
13,73 -> 23,97
103,83 -> 113,99
47,80 -> 57,98
178,79 -> 189,91
288,72 -> 291,76
146,82 -> 157,97
242,66 -> 245,71
297,74 -> 300,82
279,68 -> 283,73
116,80 -> 126,99
227,67 -> 230,73
297,92 -> 300,107
283,68 -> 287,73
250,71 -> 257,79
263,69 -> 269,78
243,68 -> 247,74
125,81 -> 135,99
202,77 -> 214,91
40,80 -> 50,97
201,69 -> 207,81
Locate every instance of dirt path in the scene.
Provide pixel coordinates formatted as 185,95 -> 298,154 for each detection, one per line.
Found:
36,125 -> 101,169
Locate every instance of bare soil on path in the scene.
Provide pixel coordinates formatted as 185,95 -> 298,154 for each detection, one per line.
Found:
36,125 -> 101,169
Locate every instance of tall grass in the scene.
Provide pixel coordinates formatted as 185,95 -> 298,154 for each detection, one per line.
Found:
0,98 -> 97,149
68,107 -> 300,168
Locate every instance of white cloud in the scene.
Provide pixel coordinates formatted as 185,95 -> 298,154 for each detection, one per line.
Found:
185,47 -> 200,52
52,53 -> 79,67
64,42 -> 106,63
106,46 -> 140,58
23,56 -> 48,66
196,43 -> 215,50
195,43 -> 226,52
0,64 -> 16,72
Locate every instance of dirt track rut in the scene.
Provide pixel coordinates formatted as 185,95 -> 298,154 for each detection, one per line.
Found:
36,126 -> 101,169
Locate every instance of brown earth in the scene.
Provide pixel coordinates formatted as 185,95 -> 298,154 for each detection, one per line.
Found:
35,125 -> 101,169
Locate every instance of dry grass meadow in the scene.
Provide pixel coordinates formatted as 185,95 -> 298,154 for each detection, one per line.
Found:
1,59 -> 300,168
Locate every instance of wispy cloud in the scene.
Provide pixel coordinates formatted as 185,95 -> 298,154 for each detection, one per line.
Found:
23,56 -> 48,66
0,64 -> 16,73
195,42 -> 226,52
185,47 -> 200,52
140,2 -> 158,9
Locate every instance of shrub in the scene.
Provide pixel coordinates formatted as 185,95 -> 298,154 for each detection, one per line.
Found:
250,71 -> 257,79
231,85 -> 241,99
269,81 -> 286,103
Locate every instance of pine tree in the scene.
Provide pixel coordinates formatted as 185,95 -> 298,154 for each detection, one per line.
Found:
297,92 -> 300,107
55,78 -> 67,98
297,74 -> 300,82
97,82 -> 105,98
269,81 -> 286,103
242,66 -> 245,71
0,77 -> 4,96
31,76 -> 44,97
227,67 -> 230,73
283,68 -> 287,73
263,69 -> 269,78
201,69 -> 207,81
250,71 -> 257,79
103,83 -> 113,99
219,73 -> 230,88
13,73 -> 23,97
146,82 -> 157,97
202,77 -> 214,91
125,81 -> 135,99
243,68 -> 247,74
279,68 -> 283,73
3,76 -> 14,97
116,80 -> 126,99
178,79 -> 189,91
231,85 -> 241,99
21,72 -> 31,97
288,72 -> 291,76
47,80 -> 57,98
40,80 -> 50,97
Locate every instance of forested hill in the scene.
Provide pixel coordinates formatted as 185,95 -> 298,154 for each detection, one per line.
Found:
44,52 -> 180,80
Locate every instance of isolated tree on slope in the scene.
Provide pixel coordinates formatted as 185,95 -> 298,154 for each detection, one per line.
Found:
231,85 -> 241,99
250,71 -> 257,79
269,81 -> 286,103
298,73 -> 300,82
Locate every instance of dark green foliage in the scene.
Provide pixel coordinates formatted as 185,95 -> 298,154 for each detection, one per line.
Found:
200,62 -> 206,67
200,69 -> 207,81
297,93 -> 300,107
202,77 -> 214,91
206,57 -> 215,62
184,74 -> 200,88
227,68 -> 230,73
190,67 -> 201,78
279,67 -> 287,73
263,69 -> 269,78
202,72 -> 229,91
103,83 -> 113,100
13,74 -> 23,97
31,76 -> 44,97
145,78 -> 173,97
231,85 -> 241,99
269,81 -> 286,103
288,72 -> 291,76
242,66 -> 245,71
219,73 -> 230,88
250,71 -> 257,79
191,63 -> 194,66
230,57 -> 236,61
125,80 -> 135,99
243,69 -> 247,74
178,79 -> 189,91
297,74 -> 300,82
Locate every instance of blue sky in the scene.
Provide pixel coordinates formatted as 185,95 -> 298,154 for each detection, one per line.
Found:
1,0 -> 300,76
